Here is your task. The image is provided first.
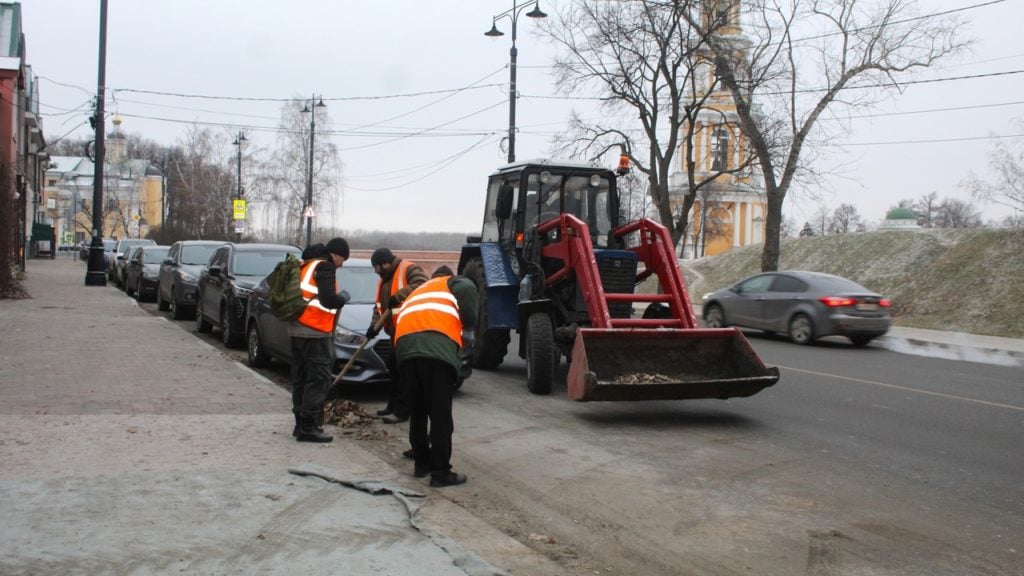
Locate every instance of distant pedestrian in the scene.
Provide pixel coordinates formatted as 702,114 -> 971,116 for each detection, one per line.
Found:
290,237 -> 350,443
366,248 -> 428,424
395,264 -> 477,487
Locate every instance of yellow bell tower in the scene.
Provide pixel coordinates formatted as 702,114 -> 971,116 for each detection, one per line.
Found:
674,0 -> 767,259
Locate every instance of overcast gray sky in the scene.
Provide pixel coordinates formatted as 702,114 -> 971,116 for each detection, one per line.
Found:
23,0 -> 1024,233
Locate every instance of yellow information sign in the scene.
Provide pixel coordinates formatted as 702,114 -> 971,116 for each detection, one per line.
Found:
232,199 -> 247,220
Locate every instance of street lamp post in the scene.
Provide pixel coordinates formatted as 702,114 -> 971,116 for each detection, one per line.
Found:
232,131 -> 246,243
85,0 -> 109,286
485,1 -> 546,164
301,95 -> 326,248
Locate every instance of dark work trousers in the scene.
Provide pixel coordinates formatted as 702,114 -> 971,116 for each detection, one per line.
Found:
399,357 -> 457,474
290,336 -> 333,420
385,341 -> 409,418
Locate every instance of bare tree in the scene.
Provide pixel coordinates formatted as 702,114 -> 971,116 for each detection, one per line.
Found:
828,203 -> 863,234
812,204 -> 830,236
255,98 -> 342,245
962,119 -> 1024,227
687,0 -> 968,271
914,191 -> 940,228
167,126 -> 234,240
543,1 -> 758,251
936,197 -> 982,229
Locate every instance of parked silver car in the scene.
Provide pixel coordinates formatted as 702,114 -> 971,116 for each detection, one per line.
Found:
702,270 -> 892,347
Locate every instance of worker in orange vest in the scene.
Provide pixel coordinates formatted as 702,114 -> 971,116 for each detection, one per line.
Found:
394,265 -> 478,487
290,237 -> 350,443
367,248 -> 428,424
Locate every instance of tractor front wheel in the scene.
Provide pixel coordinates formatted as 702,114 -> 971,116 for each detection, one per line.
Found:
525,312 -> 555,395
463,257 -> 510,369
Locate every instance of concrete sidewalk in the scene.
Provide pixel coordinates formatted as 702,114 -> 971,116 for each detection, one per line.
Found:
0,258 -> 559,576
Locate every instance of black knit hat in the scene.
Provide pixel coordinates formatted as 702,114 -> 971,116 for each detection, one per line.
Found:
370,247 -> 395,266
432,265 -> 454,278
324,237 -> 350,259
302,243 -> 326,260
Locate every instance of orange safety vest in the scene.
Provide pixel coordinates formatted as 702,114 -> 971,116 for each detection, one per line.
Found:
394,276 -> 463,347
375,259 -> 413,317
296,259 -> 337,333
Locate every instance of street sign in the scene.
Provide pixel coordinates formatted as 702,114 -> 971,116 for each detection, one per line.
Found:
233,199 -> 247,220
234,220 -> 245,233
302,206 -> 315,219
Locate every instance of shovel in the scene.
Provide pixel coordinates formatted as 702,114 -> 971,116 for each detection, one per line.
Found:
330,309 -> 392,388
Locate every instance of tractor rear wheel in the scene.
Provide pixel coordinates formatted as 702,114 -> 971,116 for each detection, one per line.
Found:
525,312 -> 555,395
463,257 -> 510,369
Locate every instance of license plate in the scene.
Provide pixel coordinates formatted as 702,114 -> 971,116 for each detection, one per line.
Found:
856,303 -> 878,311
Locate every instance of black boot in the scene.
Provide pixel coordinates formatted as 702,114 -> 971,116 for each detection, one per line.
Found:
296,416 -> 333,443
292,412 -> 300,437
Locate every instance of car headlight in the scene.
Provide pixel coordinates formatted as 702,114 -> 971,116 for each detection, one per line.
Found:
334,323 -> 368,345
702,292 -> 713,301
143,271 -> 158,280
180,272 -> 198,283
232,285 -> 252,297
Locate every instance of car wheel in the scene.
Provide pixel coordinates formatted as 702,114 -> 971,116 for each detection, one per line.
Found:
789,314 -> 814,345
849,335 -> 874,347
195,300 -> 212,333
171,288 -> 187,320
157,284 -> 170,311
247,323 -> 271,368
125,278 -> 134,296
704,304 -> 726,328
221,305 -> 242,348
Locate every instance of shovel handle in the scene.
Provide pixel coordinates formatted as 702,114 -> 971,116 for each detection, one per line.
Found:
330,309 -> 392,388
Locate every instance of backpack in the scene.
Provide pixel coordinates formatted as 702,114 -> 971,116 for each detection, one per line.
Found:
267,254 -> 307,321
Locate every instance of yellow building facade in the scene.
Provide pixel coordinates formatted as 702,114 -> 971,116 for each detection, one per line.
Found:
43,116 -> 164,244
670,0 -> 767,259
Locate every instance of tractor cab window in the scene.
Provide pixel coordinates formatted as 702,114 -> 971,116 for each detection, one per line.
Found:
482,177 -> 520,242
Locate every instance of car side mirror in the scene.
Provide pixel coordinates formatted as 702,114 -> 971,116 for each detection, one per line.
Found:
208,266 -> 222,277
162,258 -> 173,265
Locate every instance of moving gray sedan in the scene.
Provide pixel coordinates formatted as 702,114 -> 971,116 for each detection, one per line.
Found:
702,270 -> 892,347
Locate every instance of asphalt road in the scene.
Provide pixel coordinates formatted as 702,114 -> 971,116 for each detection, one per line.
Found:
138,292 -> 1024,575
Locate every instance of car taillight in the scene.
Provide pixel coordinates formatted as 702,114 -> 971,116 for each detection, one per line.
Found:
879,298 -> 892,307
819,296 -> 857,307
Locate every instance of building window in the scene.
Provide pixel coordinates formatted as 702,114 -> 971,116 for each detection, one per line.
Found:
711,128 -> 729,171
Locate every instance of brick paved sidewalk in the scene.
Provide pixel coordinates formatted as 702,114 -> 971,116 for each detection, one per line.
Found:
0,257 -> 552,575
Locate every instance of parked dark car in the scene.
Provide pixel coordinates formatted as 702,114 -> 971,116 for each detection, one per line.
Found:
124,245 -> 170,301
244,258 -> 475,387
111,239 -> 156,286
158,240 -> 226,320
195,243 -> 302,348
702,270 -> 892,347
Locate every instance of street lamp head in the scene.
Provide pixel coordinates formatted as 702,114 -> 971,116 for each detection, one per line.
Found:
526,2 -> 547,19
315,97 -> 327,108
485,22 -> 504,38
233,132 -> 247,146
301,104 -> 311,114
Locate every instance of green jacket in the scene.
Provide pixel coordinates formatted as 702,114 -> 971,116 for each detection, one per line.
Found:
395,275 -> 478,375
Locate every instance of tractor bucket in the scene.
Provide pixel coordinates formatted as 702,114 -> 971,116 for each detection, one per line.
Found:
567,328 -> 780,402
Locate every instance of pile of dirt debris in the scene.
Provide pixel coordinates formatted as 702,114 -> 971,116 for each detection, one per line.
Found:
322,399 -> 377,429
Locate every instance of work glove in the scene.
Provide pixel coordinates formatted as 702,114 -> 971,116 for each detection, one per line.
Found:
388,294 -> 402,309
366,325 -> 380,339
339,290 -> 351,305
